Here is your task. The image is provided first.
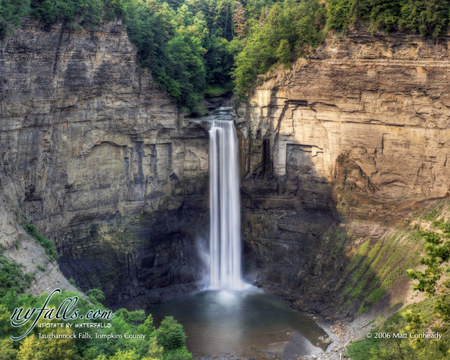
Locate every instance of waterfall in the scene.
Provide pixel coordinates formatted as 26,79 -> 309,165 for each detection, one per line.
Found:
209,120 -> 245,290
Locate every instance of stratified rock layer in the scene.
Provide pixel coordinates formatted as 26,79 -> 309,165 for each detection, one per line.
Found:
240,32 -> 449,312
0,21 -> 209,304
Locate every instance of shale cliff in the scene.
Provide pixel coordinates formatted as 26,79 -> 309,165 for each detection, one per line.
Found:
0,20 -> 209,305
239,31 -> 449,316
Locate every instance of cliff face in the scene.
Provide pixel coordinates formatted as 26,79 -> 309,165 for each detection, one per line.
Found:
240,32 -> 449,313
0,21 -> 209,304
0,192 -> 77,296
2,20 -> 448,316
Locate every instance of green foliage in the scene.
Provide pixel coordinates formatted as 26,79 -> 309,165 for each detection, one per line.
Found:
163,347 -> 193,360
276,38 -> 291,66
156,316 -> 187,350
346,298 -> 449,359
3,0 -> 447,104
122,0 -> 238,111
204,35 -> 234,87
17,330 -> 77,360
144,335 -> 164,360
36,264 -> 46,272
0,0 -> 29,26
325,0 -> 450,37
433,218 -> 450,233
108,349 -> 140,360
205,83 -> 233,97
0,338 -> 18,360
86,288 -> 106,304
347,216 -> 450,359
407,229 -> 449,324
399,0 -> 450,37
424,207 -> 439,221
30,0 -> 104,29
0,255 -> 33,297
0,0 -> 30,39
407,231 -> 449,295
232,0 -> 326,96
23,223 -> 58,261
166,34 -> 206,110
0,287 -> 193,360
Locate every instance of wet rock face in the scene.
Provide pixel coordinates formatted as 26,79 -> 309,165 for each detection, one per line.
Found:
240,32 -> 449,307
0,21 -> 209,304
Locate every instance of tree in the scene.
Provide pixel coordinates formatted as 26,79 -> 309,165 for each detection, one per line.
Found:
408,231 -> 449,296
232,1 -> 246,37
142,335 -> 164,360
17,328 -> 77,360
276,38 -> 291,65
156,316 -> 187,351
0,0 -> 30,39
137,314 -> 156,337
86,288 -> 105,304
109,349 -> 140,360
399,0 -> 450,37
214,0 -> 234,40
408,230 -> 450,322
232,0 -> 325,96
0,338 -> 18,360
166,34 -> 206,110
17,334 -> 37,360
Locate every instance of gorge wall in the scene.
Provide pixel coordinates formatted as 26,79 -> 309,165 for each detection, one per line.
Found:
0,20 -> 210,305
1,20 -> 449,318
239,31 -> 449,315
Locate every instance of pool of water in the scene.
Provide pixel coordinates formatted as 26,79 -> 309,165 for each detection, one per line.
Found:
149,288 -> 330,359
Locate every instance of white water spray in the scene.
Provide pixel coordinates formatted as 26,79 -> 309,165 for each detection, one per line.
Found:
209,120 -> 245,290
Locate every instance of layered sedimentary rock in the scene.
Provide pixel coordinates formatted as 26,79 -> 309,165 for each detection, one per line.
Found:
0,193 -> 77,296
2,19 -> 449,316
0,20 -> 209,304
240,31 -> 449,312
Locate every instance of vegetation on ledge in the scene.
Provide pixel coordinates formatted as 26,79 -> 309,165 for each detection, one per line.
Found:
23,224 -> 58,261
0,255 -> 34,297
326,0 -> 450,37
345,203 -> 450,359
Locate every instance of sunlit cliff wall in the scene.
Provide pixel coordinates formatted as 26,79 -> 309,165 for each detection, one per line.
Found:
240,31 -> 449,314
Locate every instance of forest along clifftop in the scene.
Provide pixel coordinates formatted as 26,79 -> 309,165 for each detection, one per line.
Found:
238,30 -> 449,317
0,21 -> 210,306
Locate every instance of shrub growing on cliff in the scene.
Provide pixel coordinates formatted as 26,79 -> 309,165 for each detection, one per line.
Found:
346,222 -> 450,359
0,255 -> 33,297
23,223 -> 58,261
0,0 -> 30,40
86,288 -> 106,304
30,0 -> 104,29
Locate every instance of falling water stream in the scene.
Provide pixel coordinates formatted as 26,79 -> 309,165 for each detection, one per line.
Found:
149,106 -> 330,359
209,119 -> 246,290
